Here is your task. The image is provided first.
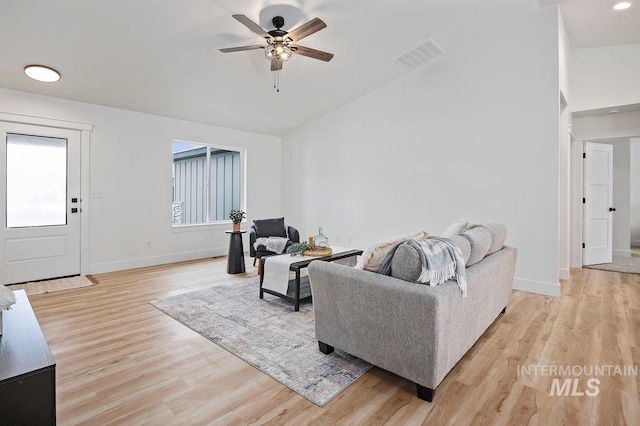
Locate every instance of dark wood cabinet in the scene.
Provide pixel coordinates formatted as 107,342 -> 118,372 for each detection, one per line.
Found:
0,290 -> 56,425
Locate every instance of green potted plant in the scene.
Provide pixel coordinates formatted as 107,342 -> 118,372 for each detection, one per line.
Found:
229,209 -> 246,232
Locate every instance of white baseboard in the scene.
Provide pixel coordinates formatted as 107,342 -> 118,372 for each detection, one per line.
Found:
558,268 -> 570,280
89,247 -> 229,275
512,277 -> 561,297
613,249 -> 632,259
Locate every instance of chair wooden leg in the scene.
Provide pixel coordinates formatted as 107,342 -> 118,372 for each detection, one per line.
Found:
257,259 -> 262,276
253,257 -> 256,266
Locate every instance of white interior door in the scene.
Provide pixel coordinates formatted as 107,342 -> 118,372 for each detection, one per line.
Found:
583,142 -> 613,265
0,122 -> 81,285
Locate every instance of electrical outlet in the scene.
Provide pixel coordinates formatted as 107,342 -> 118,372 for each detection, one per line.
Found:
335,234 -> 340,242
346,236 -> 352,244
146,240 -> 152,249
91,189 -> 103,198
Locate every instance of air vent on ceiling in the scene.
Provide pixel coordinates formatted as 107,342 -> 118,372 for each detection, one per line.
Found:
393,39 -> 446,71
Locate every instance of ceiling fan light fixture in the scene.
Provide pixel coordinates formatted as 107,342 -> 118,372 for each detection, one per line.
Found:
265,42 -> 292,61
24,65 -> 61,83
613,2 -> 632,10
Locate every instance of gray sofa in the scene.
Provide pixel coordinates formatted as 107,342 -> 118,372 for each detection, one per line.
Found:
308,224 -> 517,402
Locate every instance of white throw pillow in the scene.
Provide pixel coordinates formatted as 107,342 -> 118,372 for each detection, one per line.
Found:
355,231 -> 429,272
441,218 -> 471,238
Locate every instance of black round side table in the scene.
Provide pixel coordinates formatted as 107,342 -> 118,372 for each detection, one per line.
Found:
225,231 -> 246,274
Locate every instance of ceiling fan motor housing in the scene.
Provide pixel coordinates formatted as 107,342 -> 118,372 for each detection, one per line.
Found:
269,16 -> 288,38
272,16 -> 285,29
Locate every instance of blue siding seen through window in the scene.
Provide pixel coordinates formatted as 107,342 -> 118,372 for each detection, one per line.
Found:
172,143 -> 241,225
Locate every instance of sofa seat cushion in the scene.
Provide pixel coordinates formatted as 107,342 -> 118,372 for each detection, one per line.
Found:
253,217 -> 287,238
356,231 -> 428,272
461,227 -> 492,266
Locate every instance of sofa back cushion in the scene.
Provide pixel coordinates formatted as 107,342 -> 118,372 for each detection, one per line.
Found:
355,231 -> 428,272
389,242 -> 422,282
390,236 -> 472,282
448,235 -> 471,264
461,227 -> 492,266
469,223 -> 507,255
253,217 -> 287,238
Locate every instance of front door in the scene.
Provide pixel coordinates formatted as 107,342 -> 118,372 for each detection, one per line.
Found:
0,122 -> 81,285
583,142 -> 613,265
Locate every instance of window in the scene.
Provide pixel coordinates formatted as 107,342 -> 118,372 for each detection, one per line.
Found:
6,134 -> 68,228
172,141 -> 243,225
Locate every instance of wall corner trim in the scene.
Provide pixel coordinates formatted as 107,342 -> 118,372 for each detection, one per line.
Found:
559,268 -> 570,280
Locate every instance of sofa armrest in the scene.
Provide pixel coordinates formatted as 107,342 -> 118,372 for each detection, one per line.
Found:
287,226 -> 300,243
308,261 -> 455,388
249,225 -> 257,257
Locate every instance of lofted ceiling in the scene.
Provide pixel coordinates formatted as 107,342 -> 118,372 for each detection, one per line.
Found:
0,0 -> 638,136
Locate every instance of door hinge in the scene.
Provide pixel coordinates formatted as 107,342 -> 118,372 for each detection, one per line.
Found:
583,198 -> 585,204
583,152 -> 586,158
582,243 -> 585,248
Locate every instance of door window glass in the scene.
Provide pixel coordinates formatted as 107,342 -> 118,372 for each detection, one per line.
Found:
6,133 -> 67,228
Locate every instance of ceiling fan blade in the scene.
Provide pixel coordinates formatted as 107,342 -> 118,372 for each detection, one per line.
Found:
285,18 -> 326,42
232,14 -> 271,39
271,59 -> 283,71
291,45 -> 334,62
219,45 -> 265,53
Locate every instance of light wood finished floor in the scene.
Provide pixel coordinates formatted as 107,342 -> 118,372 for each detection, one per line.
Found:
27,256 -> 640,425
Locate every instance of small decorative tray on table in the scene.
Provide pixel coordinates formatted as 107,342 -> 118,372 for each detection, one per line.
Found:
303,247 -> 333,257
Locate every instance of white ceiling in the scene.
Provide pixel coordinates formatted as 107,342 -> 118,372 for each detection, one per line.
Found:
0,0 -> 639,136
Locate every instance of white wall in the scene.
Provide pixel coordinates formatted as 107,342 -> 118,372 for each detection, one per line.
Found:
571,44 -> 640,112
572,111 -> 640,137
0,87 -> 282,274
282,7 -> 561,296
558,10 -> 571,280
632,138 -> 640,247
611,140 -> 631,257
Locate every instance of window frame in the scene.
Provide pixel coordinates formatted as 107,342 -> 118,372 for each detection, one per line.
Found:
171,139 -> 246,229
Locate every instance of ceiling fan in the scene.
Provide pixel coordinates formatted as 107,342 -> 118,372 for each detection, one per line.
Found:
220,14 -> 334,90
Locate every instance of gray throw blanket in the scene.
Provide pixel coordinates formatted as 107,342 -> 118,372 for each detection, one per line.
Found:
379,237 -> 467,297
254,237 -> 289,254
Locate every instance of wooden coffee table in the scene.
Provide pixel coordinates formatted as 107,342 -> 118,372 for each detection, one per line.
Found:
259,249 -> 363,311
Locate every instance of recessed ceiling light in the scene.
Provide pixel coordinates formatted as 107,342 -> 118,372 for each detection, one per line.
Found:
24,65 -> 61,83
613,2 -> 632,10
608,109 -> 619,114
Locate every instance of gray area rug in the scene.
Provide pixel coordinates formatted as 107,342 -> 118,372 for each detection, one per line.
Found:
150,276 -> 371,406
584,252 -> 640,274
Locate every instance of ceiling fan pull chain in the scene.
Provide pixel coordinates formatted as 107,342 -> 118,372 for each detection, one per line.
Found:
274,70 -> 280,92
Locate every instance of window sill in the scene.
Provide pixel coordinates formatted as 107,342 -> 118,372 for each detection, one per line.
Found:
172,221 -> 244,233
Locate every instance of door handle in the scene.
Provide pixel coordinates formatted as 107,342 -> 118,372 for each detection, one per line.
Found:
609,207 -> 616,212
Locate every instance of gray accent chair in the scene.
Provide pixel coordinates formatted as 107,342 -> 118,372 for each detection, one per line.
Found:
249,217 -> 300,266
308,224 -> 516,402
